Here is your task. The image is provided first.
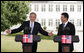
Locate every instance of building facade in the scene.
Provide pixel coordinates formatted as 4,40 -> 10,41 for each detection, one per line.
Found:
26,1 -> 83,34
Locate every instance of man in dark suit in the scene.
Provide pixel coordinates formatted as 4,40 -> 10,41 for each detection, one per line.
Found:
6,12 -> 53,52
57,12 -> 75,52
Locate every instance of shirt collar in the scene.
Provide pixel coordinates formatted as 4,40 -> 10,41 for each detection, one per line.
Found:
30,21 -> 34,27
62,21 -> 68,27
64,21 -> 68,26
30,21 -> 34,24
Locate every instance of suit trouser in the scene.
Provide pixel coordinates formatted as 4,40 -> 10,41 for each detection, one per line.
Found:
22,42 -> 37,52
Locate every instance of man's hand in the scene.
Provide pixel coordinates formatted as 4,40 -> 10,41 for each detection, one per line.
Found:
48,32 -> 53,36
5,29 -> 11,34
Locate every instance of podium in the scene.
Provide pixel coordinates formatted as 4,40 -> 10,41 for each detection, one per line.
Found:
15,26 -> 41,52
15,35 -> 41,52
53,35 -> 79,52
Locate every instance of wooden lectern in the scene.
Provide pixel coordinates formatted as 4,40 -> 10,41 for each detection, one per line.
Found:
15,35 -> 41,52
53,35 -> 79,52
15,26 -> 41,52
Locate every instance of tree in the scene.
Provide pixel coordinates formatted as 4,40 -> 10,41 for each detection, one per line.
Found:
56,26 -> 59,31
43,26 -> 47,31
1,1 -> 30,31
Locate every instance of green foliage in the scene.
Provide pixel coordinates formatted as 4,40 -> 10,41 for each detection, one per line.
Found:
7,32 -> 24,36
1,1 -> 30,31
43,26 -> 47,30
38,33 -> 56,40
56,26 -> 59,29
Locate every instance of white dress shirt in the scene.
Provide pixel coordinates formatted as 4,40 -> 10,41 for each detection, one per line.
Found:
63,21 -> 68,28
30,21 -> 34,34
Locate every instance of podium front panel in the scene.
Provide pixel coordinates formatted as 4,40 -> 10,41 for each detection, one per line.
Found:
53,36 -> 61,42
53,35 -> 79,43
72,36 -> 79,42
15,35 -> 22,42
15,35 -> 41,42
33,35 -> 41,42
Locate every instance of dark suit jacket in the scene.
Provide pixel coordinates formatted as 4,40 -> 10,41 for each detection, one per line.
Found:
57,22 -> 75,52
11,20 -> 49,44
11,20 -> 48,36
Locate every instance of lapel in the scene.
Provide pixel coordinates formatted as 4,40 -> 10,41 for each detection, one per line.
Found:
28,21 -> 30,27
62,22 -> 69,30
63,22 -> 70,31
25,21 -> 30,27
65,22 -> 69,28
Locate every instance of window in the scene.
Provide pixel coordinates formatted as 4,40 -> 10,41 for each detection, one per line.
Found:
77,5 -> 81,12
49,4 -> 53,12
34,4 -> 39,11
48,19 -> 53,26
69,19 -> 74,24
41,19 -> 46,26
70,5 -> 74,12
56,19 -> 60,26
41,4 -> 46,12
63,5 -> 67,11
56,5 -> 60,12
77,19 -> 81,26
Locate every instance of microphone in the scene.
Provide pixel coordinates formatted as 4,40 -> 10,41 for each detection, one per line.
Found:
24,26 -> 31,34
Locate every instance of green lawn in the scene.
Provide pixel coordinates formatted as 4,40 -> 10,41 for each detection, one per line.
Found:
1,35 -> 58,52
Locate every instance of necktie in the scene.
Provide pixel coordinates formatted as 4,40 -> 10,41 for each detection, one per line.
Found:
62,23 -> 65,29
31,22 -> 33,34
63,24 -> 65,27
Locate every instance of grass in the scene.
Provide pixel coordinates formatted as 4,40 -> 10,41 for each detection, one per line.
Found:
37,39 -> 58,52
1,35 -> 22,52
1,35 -> 58,52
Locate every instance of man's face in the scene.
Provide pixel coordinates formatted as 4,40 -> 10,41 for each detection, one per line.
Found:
61,15 -> 67,23
29,14 -> 36,22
